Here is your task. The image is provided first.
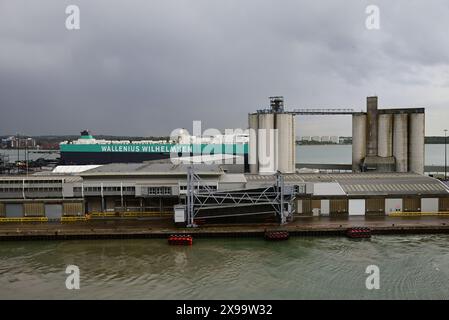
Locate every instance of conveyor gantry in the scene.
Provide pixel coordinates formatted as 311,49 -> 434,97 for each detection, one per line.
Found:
256,108 -> 358,115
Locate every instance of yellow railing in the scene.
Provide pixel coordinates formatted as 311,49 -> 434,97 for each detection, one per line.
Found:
60,216 -> 90,222
389,211 -> 449,217
0,212 -> 172,222
90,211 -> 173,218
0,217 -> 49,223
90,212 -> 117,218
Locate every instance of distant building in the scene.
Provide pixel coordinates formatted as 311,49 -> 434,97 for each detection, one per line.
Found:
1,136 -> 37,149
330,136 -> 339,144
300,136 -> 311,142
311,136 -> 321,142
339,137 -> 352,144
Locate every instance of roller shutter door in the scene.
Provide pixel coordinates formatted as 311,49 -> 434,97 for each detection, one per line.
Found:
24,203 -> 45,216
385,199 -> 403,214
330,199 -> 348,215
45,204 -> 63,219
63,202 -> 84,216
404,198 -> 420,212
5,204 -> 23,218
349,199 -> 365,216
421,198 -> 438,213
87,199 -> 102,213
366,198 -> 385,216
439,198 -> 449,212
321,200 -> 330,215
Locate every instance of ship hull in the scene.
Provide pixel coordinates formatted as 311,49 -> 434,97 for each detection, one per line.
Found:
60,143 -> 248,165
60,151 -> 171,165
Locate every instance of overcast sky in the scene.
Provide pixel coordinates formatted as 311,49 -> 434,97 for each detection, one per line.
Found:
1,0 -> 449,137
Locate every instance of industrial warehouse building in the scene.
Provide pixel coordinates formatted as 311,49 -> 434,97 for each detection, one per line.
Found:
0,96 -> 442,223
0,161 -> 448,220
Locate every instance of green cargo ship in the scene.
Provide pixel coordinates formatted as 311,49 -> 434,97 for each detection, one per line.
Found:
60,131 -> 248,165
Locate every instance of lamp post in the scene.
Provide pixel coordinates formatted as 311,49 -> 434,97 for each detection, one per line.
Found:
16,133 -> 20,174
445,129 -> 448,181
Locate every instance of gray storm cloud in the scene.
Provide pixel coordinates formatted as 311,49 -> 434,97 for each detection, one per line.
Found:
0,0 -> 448,137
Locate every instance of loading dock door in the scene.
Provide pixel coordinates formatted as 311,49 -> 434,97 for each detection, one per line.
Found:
321,200 -> 330,216
385,199 -> 403,214
5,204 -> 23,218
45,204 -> 63,219
421,198 -> 438,213
349,199 -> 365,216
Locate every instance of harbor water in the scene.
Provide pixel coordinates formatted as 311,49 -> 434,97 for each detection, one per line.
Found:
1,145 -> 449,300
1,144 -> 447,165
1,235 -> 449,299
295,144 -> 447,166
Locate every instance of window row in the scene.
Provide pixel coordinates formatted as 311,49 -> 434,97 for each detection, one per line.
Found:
0,180 -> 62,185
73,186 -> 136,192
0,187 -> 62,192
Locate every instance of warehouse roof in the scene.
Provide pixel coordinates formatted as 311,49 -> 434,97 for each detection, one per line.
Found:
80,160 -> 223,176
337,175 -> 449,196
245,172 -> 449,196
52,165 -> 102,174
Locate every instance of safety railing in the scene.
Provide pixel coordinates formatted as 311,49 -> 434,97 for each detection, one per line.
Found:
0,217 -> 49,223
60,216 -> 90,222
90,211 -> 173,218
389,211 -> 449,217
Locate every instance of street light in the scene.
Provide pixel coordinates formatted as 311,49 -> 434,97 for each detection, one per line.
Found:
445,129 -> 448,181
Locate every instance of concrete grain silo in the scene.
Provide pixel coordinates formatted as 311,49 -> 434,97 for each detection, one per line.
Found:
258,113 -> 276,174
352,114 -> 367,172
393,113 -> 409,172
275,113 -> 295,173
377,114 -> 393,157
248,113 -> 259,174
408,112 -> 425,174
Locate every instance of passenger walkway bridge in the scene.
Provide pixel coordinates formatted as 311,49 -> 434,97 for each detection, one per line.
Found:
256,108 -> 360,115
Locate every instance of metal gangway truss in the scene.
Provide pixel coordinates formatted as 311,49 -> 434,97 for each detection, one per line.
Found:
256,108 -> 356,115
185,167 -> 296,227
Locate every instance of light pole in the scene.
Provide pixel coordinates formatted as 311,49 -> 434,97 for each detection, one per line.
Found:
445,129 -> 448,181
16,133 -> 20,174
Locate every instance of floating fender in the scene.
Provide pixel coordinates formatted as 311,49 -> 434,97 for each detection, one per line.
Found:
168,234 -> 193,245
346,227 -> 371,239
264,230 -> 290,241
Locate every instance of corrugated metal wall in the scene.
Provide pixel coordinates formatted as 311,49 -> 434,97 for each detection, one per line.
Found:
403,198 -> 421,212
24,203 -> 45,216
311,200 -> 321,216
439,198 -> 449,212
301,199 -> 312,215
63,202 -> 84,216
330,199 -> 348,215
0,203 -> 4,217
366,198 -> 385,215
